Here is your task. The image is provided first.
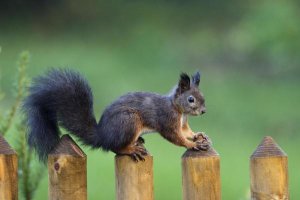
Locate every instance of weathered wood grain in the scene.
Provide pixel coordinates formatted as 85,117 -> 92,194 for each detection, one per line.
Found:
0,134 -> 18,200
48,134 -> 87,200
182,147 -> 221,200
115,154 -> 154,200
250,136 -> 289,200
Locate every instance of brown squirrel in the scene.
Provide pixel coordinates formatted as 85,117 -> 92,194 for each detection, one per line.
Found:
22,69 -> 211,161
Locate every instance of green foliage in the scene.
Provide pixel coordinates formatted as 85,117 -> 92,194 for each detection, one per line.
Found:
1,1 -> 300,199
0,46 -> 4,121
15,123 -> 45,200
228,1 -> 300,74
0,51 -> 29,135
0,51 -> 45,200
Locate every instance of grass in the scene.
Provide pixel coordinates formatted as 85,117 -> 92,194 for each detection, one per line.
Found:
1,32 -> 300,199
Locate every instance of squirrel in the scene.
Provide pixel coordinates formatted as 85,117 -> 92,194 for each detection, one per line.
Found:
22,69 -> 211,162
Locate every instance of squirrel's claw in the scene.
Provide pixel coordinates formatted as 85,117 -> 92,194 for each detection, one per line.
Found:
135,145 -> 148,155
192,146 -> 200,151
129,145 -> 148,162
117,144 -> 148,162
192,132 -> 212,151
193,132 -> 209,142
131,153 -> 145,162
195,140 -> 211,150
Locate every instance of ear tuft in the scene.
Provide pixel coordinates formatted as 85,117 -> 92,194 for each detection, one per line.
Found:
178,73 -> 190,92
192,71 -> 200,86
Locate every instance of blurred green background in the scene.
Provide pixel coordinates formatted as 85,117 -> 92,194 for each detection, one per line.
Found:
1,0 -> 300,199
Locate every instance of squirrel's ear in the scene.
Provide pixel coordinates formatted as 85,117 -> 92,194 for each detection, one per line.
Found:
192,71 -> 200,87
178,73 -> 190,93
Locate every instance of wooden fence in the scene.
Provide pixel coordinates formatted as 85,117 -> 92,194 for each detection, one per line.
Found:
0,134 -> 288,200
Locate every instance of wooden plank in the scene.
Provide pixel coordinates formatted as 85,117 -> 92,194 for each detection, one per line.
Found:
182,148 -> 221,200
250,136 -> 289,200
115,155 -> 154,200
48,134 -> 87,200
0,134 -> 18,200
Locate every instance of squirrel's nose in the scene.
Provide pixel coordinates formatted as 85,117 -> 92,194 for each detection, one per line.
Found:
201,110 -> 206,114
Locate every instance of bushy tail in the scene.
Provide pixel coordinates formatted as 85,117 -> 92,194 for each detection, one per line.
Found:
22,69 -> 97,161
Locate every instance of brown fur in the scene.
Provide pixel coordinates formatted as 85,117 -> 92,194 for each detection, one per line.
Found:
106,72 -> 208,161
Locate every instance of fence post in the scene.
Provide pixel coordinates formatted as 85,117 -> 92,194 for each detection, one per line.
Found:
48,134 -> 87,200
115,154 -> 154,200
250,136 -> 289,200
182,147 -> 221,200
0,134 -> 18,200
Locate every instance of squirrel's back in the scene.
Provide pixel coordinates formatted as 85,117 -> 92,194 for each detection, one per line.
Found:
96,92 -> 178,151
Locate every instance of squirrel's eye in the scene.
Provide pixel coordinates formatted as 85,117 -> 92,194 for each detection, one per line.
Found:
188,96 -> 195,103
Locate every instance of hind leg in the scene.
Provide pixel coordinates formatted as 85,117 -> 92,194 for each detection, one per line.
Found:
112,111 -> 149,161
116,131 -> 149,162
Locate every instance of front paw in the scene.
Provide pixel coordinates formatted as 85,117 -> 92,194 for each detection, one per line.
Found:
192,140 -> 210,151
192,132 -> 212,151
193,132 -> 212,143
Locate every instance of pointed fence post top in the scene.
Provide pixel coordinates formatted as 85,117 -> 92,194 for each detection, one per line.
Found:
48,134 -> 87,200
49,134 -> 86,157
251,136 -> 287,158
182,147 -> 219,158
0,134 -> 16,155
0,134 -> 18,200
